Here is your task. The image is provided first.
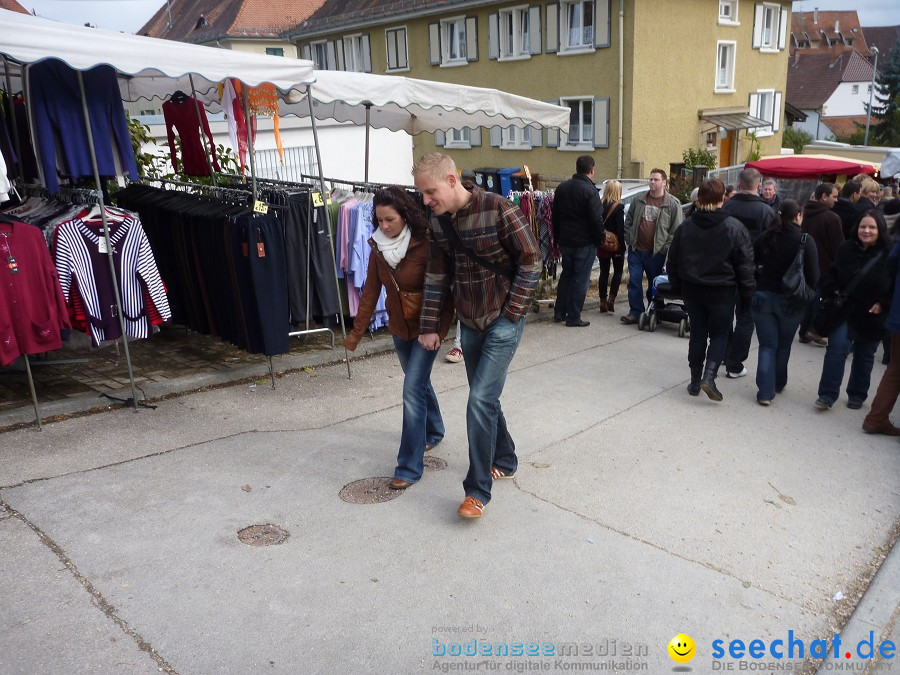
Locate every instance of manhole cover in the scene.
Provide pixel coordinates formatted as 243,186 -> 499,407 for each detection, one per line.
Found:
424,456 -> 447,471
339,477 -> 403,504
237,524 -> 289,546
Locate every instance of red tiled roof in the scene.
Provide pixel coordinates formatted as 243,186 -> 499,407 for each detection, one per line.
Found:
842,50 -> 874,82
792,11 -> 869,55
140,0 -> 324,42
0,0 -> 29,14
822,116 -> 868,140
862,26 -> 900,62
787,53 -> 847,109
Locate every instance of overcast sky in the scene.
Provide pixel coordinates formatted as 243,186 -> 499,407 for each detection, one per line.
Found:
21,0 -> 900,33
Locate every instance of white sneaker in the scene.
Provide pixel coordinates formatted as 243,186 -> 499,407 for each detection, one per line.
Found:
445,347 -> 464,363
725,367 -> 748,378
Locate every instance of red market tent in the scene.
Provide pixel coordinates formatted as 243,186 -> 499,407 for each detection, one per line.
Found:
745,154 -> 879,178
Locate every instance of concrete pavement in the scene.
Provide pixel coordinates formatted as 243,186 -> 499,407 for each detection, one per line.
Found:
1,308 -> 898,674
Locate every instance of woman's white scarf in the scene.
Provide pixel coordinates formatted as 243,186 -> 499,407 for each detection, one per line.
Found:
372,225 -> 411,268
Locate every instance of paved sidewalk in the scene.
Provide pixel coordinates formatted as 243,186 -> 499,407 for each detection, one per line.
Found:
1,305 -> 898,674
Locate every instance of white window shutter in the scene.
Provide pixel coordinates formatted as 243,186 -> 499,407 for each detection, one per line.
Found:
749,92 -> 760,133
773,91 -> 783,132
488,13 -> 499,60
529,6 -> 542,55
302,44 -> 311,61
752,3 -> 764,48
595,0 -> 611,48
489,126 -> 502,147
326,41 -> 336,70
778,8 -> 788,50
335,40 -> 345,70
429,23 -> 441,65
435,130 -> 446,147
469,128 -> 482,147
546,100 -> 560,147
466,17 -> 478,61
361,34 -> 372,72
530,126 -> 542,147
546,3 -> 559,53
593,97 -> 610,148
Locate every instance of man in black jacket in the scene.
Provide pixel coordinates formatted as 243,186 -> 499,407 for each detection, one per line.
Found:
721,168 -> 776,378
834,180 -> 862,239
552,155 -> 605,327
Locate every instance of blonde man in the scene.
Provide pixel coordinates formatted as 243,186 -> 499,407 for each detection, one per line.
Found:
414,152 -> 541,519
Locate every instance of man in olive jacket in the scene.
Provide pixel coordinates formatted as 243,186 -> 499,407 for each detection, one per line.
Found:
621,168 -> 683,324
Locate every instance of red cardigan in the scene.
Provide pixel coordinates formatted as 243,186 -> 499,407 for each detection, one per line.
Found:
0,219 -> 71,366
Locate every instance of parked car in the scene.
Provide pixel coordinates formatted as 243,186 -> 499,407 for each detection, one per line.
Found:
599,178 -> 692,218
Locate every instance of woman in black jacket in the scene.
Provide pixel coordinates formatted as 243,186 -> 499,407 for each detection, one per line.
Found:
667,178 -> 756,401
815,210 -> 893,410
751,200 -> 819,405
597,180 -> 626,313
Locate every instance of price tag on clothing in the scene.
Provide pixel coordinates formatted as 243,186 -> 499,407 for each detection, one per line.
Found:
253,200 -> 269,215
257,242 -> 266,258
98,236 -> 109,254
312,192 -> 331,208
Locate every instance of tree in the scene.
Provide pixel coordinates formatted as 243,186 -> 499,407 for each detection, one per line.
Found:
867,41 -> 900,146
782,126 -> 813,154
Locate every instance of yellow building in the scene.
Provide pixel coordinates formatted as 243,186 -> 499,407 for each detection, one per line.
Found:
290,0 -> 792,183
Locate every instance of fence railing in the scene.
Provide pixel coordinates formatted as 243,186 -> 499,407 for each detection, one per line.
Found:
253,146 -> 319,183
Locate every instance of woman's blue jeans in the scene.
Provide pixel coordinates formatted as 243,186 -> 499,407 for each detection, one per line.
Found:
817,321 -> 879,405
459,316 -> 526,505
751,290 -> 804,401
392,336 -> 444,483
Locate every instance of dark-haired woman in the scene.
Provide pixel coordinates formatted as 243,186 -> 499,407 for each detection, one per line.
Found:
751,200 -> 819,405
814,210 -> 893,410
344,187 -> 453,489
666,178 -> 756,401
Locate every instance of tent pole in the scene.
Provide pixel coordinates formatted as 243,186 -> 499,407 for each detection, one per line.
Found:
188,73 -> 216,186
242,86 -> 258,203
76,71 -> 140,411
23,355 -> 42,430
363,102 -> 372,190
306,85 -> 351,379
3,58 -> 26,185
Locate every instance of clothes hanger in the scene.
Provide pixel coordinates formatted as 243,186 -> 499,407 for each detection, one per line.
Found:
170,90 -> 190,103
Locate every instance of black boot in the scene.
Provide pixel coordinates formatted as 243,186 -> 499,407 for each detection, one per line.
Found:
687,366 -> 702,396
700,362 -> 723,401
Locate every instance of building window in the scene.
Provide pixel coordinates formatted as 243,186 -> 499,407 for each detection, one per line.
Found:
442,17 -> 468,63
750,89 -> 779,136
445,128 -> 471,149
499,6 -> 530,59
716,41 -> 736,91
266,47 -> 285,57
501,126 -> 532,149
385,27 -> 408,71
311,41 -> 331,70
561,1 -> 594,51
719,0 -> 738,24
706,131 -> 718,150
756,2 -> 780,50
867,84 -> 873,95
562,97 -> 593,147
852,84 -> 859,94
342,34 -> 369,72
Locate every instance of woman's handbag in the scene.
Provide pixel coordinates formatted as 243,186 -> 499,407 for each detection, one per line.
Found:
812,250 -> 885,337
387,270 -> 423,322
782,234 -> 816,307
598,202 -> 620,254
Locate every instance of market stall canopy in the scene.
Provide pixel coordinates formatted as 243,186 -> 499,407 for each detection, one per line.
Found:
287,69 -> 571,134
0,9 -> 316,93
745,154 -> 879,178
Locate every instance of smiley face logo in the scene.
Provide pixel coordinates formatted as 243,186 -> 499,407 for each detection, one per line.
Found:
667,633 -> 696,663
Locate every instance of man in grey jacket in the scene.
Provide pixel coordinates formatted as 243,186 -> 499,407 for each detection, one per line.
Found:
621,168 -> 683,325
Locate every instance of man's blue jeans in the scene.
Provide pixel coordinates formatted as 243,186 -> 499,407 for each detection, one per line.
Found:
817,322 -> 879,405
392,336 -> 444,483
460,316 -> 526,505
626,248 -> 665,317
555,244 -> 596,323
751,290 -> 804,401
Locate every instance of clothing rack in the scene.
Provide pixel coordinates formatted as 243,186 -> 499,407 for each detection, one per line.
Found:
299,173 -> 417,192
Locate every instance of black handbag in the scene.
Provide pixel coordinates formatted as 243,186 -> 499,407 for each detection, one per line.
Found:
812,251 -> 885,337
782,234 -> 816,307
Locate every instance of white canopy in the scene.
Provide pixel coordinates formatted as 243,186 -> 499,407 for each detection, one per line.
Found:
882,150 -> 900,179
0,9 -> 316,92
293,70 -> 570,134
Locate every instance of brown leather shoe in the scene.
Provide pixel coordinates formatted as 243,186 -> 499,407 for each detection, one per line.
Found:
862,421 -> 900,436
457,496 -> 484,518
389,478 -> 414,490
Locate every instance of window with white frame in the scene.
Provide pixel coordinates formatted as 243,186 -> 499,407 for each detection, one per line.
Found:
342,34 -> 369,72
311,41 -> 330,70
754,2 -> 782,51
716,41 -> 736,91
442,17 -> 468,63
501,126 -> 532,149
561,0 -> 594,51
852,84 -> 859,94
563,97 -> 593,146
499,6 -> 530,59
445,128 -> 471,148
719,0 -> 738,24
385,27 -> 408,71
750,89 -> 781,136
